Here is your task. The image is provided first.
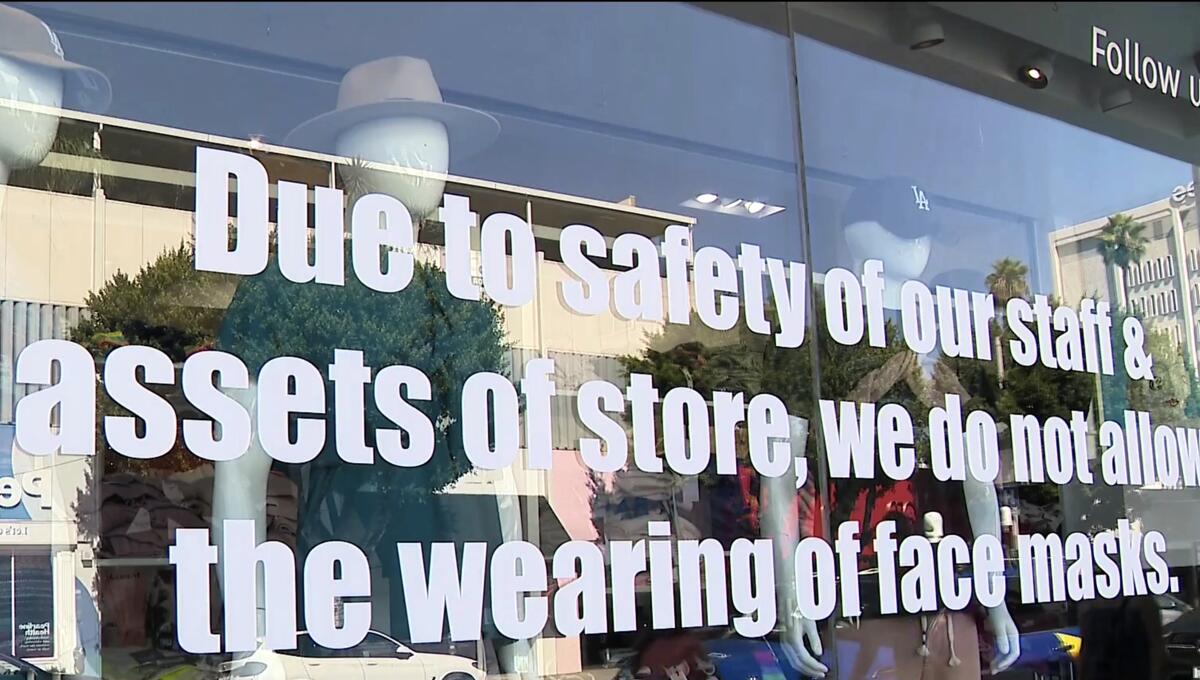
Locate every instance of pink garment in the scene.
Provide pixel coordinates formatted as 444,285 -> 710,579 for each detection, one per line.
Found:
837,611 -> 980,680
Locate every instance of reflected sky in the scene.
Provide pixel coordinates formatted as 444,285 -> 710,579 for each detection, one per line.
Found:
24,1 -> 805,257
796,37 -> 1190,293
18,1 -> 1194,289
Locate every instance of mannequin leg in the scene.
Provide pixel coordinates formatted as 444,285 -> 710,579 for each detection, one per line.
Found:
211,378 -> 272,639
493,468 -> 536,679
209,376 -> 542,673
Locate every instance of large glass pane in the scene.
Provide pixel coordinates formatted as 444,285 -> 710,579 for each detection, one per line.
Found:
0,3 -> 811,680
791,3 -> 1200,679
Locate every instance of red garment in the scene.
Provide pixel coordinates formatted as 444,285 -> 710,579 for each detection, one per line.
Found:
634,633 -> 718,680
810,481 -> 918,564
771,478 -> 918,561
783,470 -> 971,557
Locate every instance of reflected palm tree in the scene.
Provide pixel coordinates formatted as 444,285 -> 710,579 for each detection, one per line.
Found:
1098,213 -> 1148,311
985,258 -> 1029,305
985,257 -> 1029,382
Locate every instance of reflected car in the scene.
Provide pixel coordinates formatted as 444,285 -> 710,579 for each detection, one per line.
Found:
1164,609 -> 1200,680
0,652 -> 49,680
706,625 -> 1080,680
987,627 -> 1079,678
1159,594 -> 1195,628
219,630 -> 484,680
0,651 -> 107,680
1130,595 -> 1197,680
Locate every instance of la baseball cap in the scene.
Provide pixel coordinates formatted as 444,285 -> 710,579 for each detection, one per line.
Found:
842,176 -> 941,239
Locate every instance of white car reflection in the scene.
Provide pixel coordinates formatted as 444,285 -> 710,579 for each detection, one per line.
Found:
221,630 -> 485,680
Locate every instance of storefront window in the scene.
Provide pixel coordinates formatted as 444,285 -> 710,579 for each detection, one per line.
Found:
1,2 -> 1199,679
788,4 -> 1200,679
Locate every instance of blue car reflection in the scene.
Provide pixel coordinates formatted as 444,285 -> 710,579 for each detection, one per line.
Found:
703,626 -> 1079,680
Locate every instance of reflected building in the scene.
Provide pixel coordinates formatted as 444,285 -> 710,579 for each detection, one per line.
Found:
1051,186 -> 1200,607
1050,191 -> 1200,374
8,3 -> 1200,679
0,116 -> 694,676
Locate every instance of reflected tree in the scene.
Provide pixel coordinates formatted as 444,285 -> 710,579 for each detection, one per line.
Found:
216,245 -> 509,548
70,224 -> 509,646
1130,329 -> 1190,424
942,260 -> 1097,539
986,257 -> 1029,382
619,301 -> 911,534
72,237 -> 509,527
985,258 -> 1030,304
70,244 -> 232,485
1098,213 -> 1148,311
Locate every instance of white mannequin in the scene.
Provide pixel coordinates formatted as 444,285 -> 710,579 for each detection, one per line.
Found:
212,116 -> 455,581
0,54 -> 64,185
210,388 -> 271,634
763,419 -> 827,678
768,219 -> 1020,677
335,117 -> 450,222
843,220 -> 931,310
212,113 -> 535,676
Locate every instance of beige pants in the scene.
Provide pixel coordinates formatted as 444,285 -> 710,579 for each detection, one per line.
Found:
835,611 -> 980,680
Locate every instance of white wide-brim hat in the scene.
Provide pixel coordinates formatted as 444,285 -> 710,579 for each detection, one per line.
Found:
285,56 -> 499,160
0,3 -> 111,113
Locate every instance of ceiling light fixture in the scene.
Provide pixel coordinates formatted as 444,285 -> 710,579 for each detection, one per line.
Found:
1017,53 -> 1054,89
1100,87 -> 1133,112
681,194 -> 784,219
907,19 -> 944,50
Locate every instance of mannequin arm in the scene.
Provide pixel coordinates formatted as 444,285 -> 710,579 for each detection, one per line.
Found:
963,474 -> 1020,672
761,416 -> 827,678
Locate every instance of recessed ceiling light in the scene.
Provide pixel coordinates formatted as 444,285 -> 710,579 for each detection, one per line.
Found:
907,19 -> 944,50
1017,54 -> 1053,89
1100,87 -> 1133,112
681,194 -> 784,219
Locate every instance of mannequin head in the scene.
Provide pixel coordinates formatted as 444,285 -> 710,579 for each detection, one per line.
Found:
844,219 -> 932,282
841,178 -> 939,309
923,510 -> 945,543
288,56 -> 497,221
335,116 -> 450,220
0,54 -> 64,183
